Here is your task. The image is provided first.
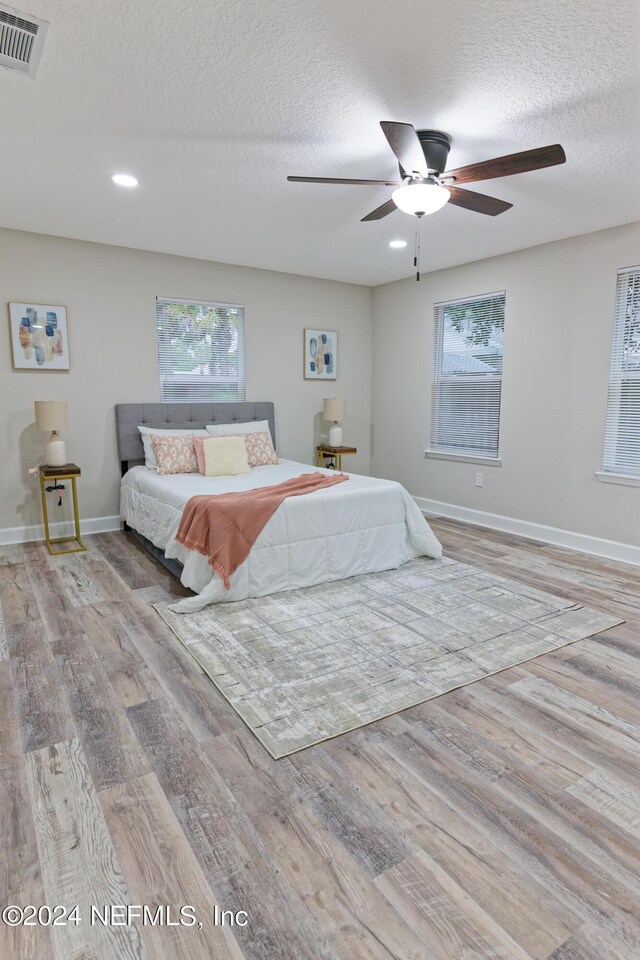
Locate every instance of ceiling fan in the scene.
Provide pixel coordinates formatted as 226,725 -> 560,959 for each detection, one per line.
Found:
288,122 -> 566,221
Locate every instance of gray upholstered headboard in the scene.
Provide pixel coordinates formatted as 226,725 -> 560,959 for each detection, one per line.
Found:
115,402 -> 276,474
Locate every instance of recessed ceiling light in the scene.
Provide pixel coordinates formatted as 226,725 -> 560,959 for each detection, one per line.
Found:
111,173 -> 139,188
389,239 -> 407,249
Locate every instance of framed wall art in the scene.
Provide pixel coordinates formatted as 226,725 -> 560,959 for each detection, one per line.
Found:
9,302 -> 70,370
303,328 -> 337,380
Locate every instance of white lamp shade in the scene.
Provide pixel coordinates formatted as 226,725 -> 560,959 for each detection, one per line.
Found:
34,400 -> 68,432
392,181 -> 450,216
323,397 -> 346,422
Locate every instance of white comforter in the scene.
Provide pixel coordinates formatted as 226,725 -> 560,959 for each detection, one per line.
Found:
120,460 -> 442,611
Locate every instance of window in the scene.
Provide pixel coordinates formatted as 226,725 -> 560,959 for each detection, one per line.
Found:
156,298 -> 246,402
602,267 -> 640,479
429,291 -> 505,460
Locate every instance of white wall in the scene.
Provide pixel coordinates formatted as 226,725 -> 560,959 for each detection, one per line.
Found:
0,228 -> 372,537
5,220 -> 639,553
372,221 -> 640,550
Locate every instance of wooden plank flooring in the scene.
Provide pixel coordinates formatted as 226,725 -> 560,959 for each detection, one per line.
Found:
1,521 -> 640,959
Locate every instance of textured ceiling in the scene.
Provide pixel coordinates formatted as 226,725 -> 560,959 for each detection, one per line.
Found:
0,0 -> 639,285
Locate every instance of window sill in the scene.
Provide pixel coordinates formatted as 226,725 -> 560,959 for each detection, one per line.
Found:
425,450 -> 502,467
595,471 -> 640,488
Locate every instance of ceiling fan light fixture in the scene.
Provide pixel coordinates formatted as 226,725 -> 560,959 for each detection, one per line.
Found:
392,180 -> 449,216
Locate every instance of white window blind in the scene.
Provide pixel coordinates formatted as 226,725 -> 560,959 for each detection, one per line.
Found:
430,291 -> 506,459
156,297 -> 246,403
602,267 -> 640,478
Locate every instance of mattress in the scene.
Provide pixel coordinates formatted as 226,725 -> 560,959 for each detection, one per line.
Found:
120,459 -> 442,611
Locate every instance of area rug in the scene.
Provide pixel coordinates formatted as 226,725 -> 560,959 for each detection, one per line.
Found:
154,557 -> 622,758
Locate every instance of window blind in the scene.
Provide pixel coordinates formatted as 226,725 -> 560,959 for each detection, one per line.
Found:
156,297 -> 246,403
430,291 -> 506,459
602,267 -> 640,478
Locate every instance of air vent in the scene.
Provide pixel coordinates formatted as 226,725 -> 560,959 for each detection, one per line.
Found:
0,4 -> 48,77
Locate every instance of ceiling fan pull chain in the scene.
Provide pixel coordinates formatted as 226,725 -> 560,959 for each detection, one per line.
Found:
415,213 -> 423,281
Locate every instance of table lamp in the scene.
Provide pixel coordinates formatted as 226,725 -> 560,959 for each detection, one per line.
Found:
35,400 -> 68,467
323,397 -> 346,447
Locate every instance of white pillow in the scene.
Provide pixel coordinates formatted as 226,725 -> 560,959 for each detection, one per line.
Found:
137,426 -> 208,470
205,419 -> 271,438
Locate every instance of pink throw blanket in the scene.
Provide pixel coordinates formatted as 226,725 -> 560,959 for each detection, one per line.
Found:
175,472 -> 349,589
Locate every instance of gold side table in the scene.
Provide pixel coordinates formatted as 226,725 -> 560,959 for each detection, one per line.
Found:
39,463 -> 86,555
316,445 -> 357,471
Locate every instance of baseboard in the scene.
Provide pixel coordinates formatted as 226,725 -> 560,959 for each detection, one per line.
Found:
0,515 -> 121,546
5,499 -> 639,568
415,497 -> 640,568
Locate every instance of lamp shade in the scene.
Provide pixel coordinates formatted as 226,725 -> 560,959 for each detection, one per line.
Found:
323,398 -> 346,422
34,400 -> 68,432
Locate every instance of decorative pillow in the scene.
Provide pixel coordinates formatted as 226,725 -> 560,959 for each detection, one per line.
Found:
202,436 -> 250,477
227,431 -> 279,467
205,419 -> 271,437
192,435 -> 211,475
138,426 -> 208,469
151,434 -> 199,475
194,431 -> 278,471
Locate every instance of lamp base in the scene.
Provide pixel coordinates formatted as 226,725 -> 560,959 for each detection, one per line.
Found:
328,422 -> 343,447
45,432 -> 67,467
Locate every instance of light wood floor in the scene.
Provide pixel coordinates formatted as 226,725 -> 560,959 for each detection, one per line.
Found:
2,520 -> 640,960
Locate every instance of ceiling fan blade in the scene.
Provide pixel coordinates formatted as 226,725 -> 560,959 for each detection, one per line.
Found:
361,199 -> 397,222
380,122 -> 429,178
445,144 -> 566,185
287,176 -> 402,186
445,185 -> 513,216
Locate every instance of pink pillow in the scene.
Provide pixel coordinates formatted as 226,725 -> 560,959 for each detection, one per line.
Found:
192,435 -> 209,475
151,434 -> 198,475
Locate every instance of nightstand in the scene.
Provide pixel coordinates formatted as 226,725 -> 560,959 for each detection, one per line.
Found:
39,463 -> 86,555
316,445 -> 357,471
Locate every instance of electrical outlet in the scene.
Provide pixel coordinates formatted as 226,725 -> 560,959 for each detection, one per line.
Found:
475,472 -> 483,488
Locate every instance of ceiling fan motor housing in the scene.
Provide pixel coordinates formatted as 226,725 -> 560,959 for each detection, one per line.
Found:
414,129 -> 451,175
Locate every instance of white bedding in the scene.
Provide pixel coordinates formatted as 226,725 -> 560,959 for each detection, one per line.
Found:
120,460 -> 442,611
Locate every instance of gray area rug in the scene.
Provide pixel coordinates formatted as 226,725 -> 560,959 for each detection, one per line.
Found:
154,557 -> 622,758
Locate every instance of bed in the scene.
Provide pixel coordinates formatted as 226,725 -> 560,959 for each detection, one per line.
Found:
116,402 -> 442,611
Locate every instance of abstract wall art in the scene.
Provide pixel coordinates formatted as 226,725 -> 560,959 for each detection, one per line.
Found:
9,303 -> 70,370
303,328 -> 337,380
